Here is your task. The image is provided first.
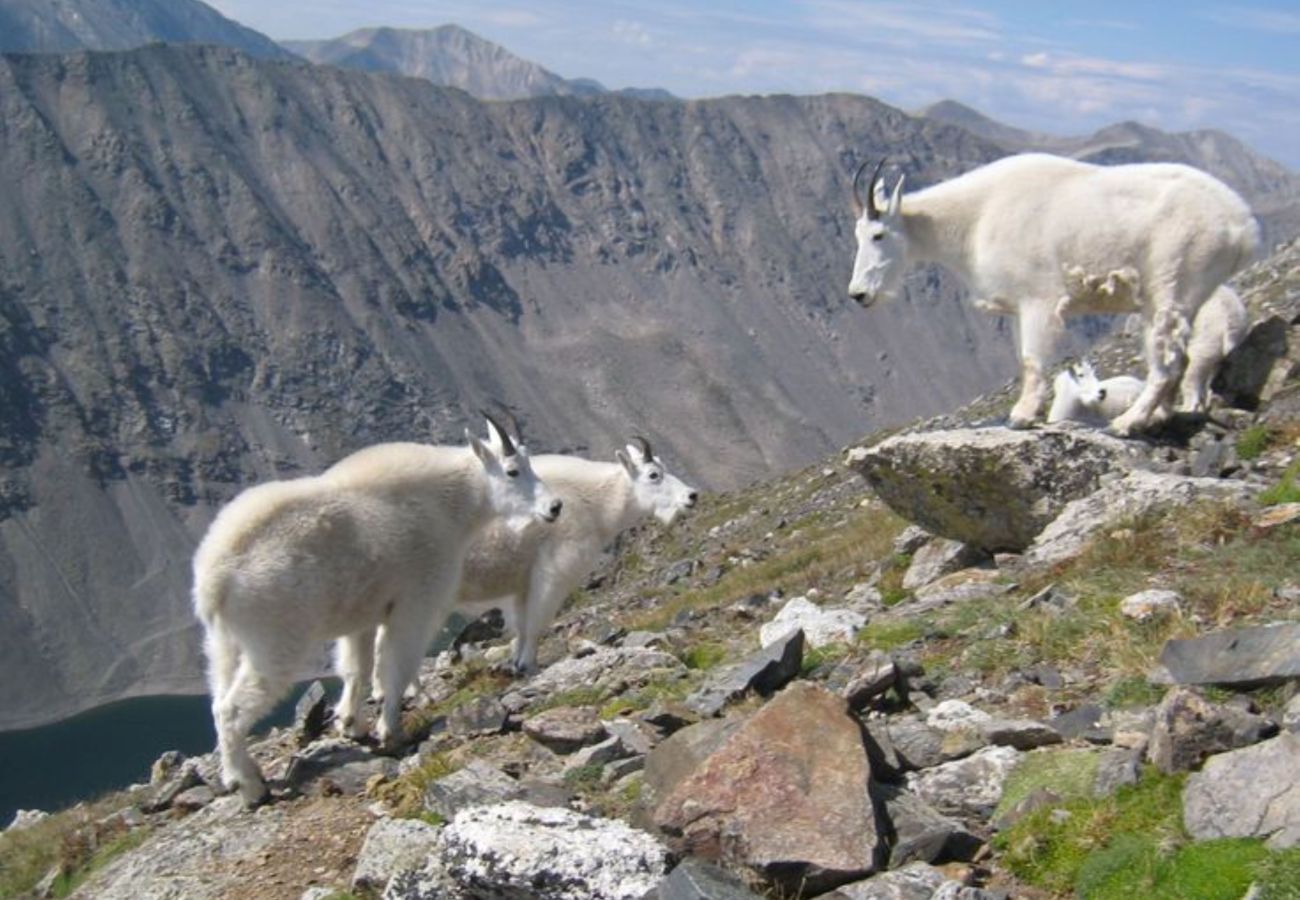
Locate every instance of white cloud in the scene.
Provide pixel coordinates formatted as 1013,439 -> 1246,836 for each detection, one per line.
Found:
612,20 -> 654,47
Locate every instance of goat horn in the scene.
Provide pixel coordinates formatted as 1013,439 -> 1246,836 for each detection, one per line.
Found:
492,401 -> 524,444
631,435 -> 654,461
479,408 -> 516,457
854,158 -> 886,221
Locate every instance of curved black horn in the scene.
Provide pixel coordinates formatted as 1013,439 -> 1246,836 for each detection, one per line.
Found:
860,158 -> 887,221
631,435 -> 655,461
479,408 -> 516,457
492,401 -> 523,444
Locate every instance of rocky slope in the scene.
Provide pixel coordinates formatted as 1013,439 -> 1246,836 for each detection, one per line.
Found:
0,43 -> 1028,728
4,237 -> 1297,900
283,25 -> 671,101
0,0 -> 290,59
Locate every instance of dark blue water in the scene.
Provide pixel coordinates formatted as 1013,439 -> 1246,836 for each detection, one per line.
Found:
0,685 -> 332,825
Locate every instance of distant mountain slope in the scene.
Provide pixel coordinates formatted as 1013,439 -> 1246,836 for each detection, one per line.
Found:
284,25 -> 672,101
0,44 -> 1016,729
0,0 -> 291,59
920,100 -> 1300,252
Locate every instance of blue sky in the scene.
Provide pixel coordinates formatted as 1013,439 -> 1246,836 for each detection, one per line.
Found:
206,1 -> 1300,168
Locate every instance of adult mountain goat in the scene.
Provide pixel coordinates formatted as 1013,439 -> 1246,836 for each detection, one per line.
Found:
455,435 -> 698,675
847,153 -> 1259,434
192,415 -> 561,806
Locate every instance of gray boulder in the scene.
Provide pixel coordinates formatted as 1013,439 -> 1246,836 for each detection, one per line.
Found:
1159,623 -> 1300,688
905,746 -> 1022,818
522,706 -> 608,754
876,784 -> 983,868
1147,687 -> 1277,774
650,857 -> 765,899
684,629 -> 804,717
901,539 -> 992,591
849,427 -> 1146,551
283,738 -> 400,796
424,759 -> 525,819
352,817 -> 441,892
1026,470 -> 1255,567
521,647 -> 688,706
643,717 -> 747,810
759,597 -> 865,649
1184,733 -> 1300,849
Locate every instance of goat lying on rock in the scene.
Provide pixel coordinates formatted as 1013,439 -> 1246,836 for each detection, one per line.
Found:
847,153 -> 1259,434
1048,360 -> 1144,426
192,415 -> 560,805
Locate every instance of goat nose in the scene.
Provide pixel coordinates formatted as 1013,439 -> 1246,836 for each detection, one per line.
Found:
687,491 -> 699,506
548,499 -> 563,518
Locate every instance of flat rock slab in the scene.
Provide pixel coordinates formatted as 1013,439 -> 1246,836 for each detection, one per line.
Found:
522,706 -> 608,754
1160,623 -> 1300,687
1184,733 -> 1300,849
849,427 -> 1146,551
522,647 -> 688,705
424,759 -> 525,819
655,682 -> 879,894
651,857 -> 766,899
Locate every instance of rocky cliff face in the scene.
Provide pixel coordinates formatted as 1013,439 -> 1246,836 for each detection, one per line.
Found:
0,44 -> 1022,728
0,0 -> 291,59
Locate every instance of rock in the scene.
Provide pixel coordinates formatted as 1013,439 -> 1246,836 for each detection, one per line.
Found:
1025,470 -> 1255,567
1048,704 -> 1110,743
643,717 -> 746,809
352,817 -> 442,892
662,559 -> 697,586
522,706 -> 608,754
845,583 -> 885,612
605,718 -> 659,756
910,572 -> 1012,611
171,785 -> 216,812
906,746 -> 1022,818
1184,733 -> 1300,849
1093,747 -> 1142,797
1215,314 -> 1291,409
759,597 -> 865,649
978,718 -> 1063,751
564,734 -> 634,773
650,857 -> 765,899
642,701 -> 701,736
827,861 -> 1003,900
424,759 -> 525,819
150,750 -> 186,784
1147,687 -> 1278,774
434,801 -> 669,899
142,761 -> 204,813
902,540 -> 992,591
684,629 -> 804,717
877,784 -> 982,868
523,647 -> 688,705
447,695 -> 509,737
1159,623 -> 1300,687
283,739 -> 400,796
1022,664 -> 1065,690
851,427 -> 1146,551
841,651 -> 898,709
1119,589 -> 1183,621
926,701 -> 992,732
893,525 -> 934,556
6,808 -> 48,831
887,718 -> 985,771
1284,694 -> 1300,733
624,630 -> 671,650
1255,502 -> 1300,530
654,682 -> 879,893
295,679 -> 331,743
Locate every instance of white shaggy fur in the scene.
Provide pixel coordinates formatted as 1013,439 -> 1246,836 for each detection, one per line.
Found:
1178,284 -> 1249,412
847,153 -> 1259,434
455,441 -> 698,674
192,419 -> 560,805
1048,360 -> 1145,425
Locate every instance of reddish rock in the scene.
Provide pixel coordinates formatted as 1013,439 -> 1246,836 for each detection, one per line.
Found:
653,682 -> 879,893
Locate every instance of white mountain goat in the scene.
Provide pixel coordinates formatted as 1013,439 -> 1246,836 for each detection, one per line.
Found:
454,434 -> 698,674
846,153 -> 1259,434
192,414 -> 561,805
1178,284 -> 1249,412
1047,359 -> 1145,425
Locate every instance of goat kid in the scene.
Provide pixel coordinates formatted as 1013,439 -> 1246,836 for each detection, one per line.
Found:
1178,284 -> 1249,413
192,414 -> 560,806
846,153 -> 1258,434
1048,359 -> 1145,425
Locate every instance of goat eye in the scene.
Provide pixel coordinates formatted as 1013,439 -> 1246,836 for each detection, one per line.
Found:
506,468 -> 520,478
871,233 -> 884,242
649,471 -> 661,482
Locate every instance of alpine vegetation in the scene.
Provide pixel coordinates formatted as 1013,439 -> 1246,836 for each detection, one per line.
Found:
846,153 -> 1259,434
455,434 -> 699,674
191,414 -> 561,806
1047,360 -> 1145,425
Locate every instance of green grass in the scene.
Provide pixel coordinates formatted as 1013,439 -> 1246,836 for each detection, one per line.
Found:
681,641 -> 729,671
372,751 -> 460,819
995,748 -> 1101,823
1236,424 -> 1274,460
1104,676 -> 1166,709
857,618 -> 925,651
799,642 -> 851,676
1259,460 -> 1300,506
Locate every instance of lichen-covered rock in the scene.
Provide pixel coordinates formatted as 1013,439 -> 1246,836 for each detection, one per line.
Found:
1184,733 -> 1300,849
654,682 -> 879,893
849,427 -> 1146,551
1119,589 -> 1183,622
1147,687 -> 1277,774
905,746 -> 1022,818
1025,470 -> 1255,566
435,801 -> 669,900
520,648 -> 688,707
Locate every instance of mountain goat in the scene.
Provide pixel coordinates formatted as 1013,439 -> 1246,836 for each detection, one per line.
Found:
1047,359 -> 1145,425
1178,284 -> 1249,412
847,153 -> 1259,434
192,414 -> 561,805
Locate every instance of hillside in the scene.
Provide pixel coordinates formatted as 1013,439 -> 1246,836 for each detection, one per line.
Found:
3,238 -> 1296,900
0,0 -> 290,59
0,43 -> 1024,729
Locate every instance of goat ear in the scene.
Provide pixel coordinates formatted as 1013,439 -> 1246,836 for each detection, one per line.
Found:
887,175 -> 905,217
467,429 -> 494,466
615,448 -> 638,478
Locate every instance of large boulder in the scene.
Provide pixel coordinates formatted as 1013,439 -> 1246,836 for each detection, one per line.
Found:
1025,469 -> 1255,567
1147,687 -> 1277,774
848,427 -> 1146,551
1183,733 -> 1300,849
654,682 -> 880,894
352,818 -> 440,893
1159,623 -> 1300,688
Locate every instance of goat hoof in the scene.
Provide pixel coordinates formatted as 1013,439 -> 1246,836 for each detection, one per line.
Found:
237,780 -> 270,809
